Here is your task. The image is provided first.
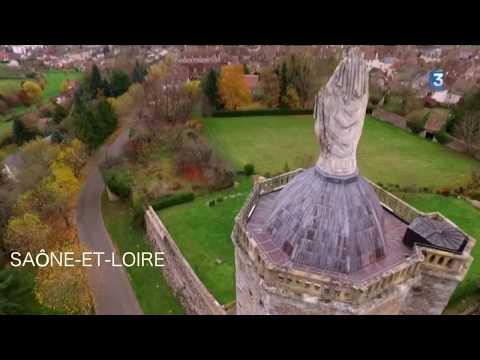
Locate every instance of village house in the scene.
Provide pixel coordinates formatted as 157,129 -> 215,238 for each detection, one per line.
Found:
430,89 -> 462,106
0,50 -> 10,62
366,53 -> 396,78
177,48 -> 225,79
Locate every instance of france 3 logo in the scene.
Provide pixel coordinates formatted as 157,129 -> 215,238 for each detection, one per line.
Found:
429,69 -> 445,92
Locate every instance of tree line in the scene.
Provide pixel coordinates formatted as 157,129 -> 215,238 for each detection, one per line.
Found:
200,52 -> 339,114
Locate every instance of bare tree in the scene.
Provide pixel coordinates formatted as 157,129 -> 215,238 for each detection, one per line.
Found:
142,63 -> 194,131
455,111 -> 480,155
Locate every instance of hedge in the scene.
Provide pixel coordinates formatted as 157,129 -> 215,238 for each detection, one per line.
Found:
151,192 -> 195,211
211,108 -> 314,117
434,131 -> 450,145
103,168 -> 132,201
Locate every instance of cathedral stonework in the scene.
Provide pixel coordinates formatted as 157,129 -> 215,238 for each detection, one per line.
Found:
231,48 -> 475,315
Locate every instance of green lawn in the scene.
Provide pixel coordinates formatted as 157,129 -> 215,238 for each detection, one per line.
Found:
0,70 -> 83,118
158,176 -> 253,305
397,192 -> 480,311
42,70 -> 83,100
101,192 -> 184,314
204,115 -> 479,190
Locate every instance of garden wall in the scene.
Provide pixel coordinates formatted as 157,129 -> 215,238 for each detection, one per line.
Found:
444,134 -> 480,160
372,109 -> 410,131
145,206 -> 227,315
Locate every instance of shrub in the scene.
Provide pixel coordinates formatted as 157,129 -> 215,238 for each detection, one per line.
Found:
437,187 -> 451,196
407,119 -> 425,134
211,108 -> 313,117
50,129 -> 65,144
1,94 -> 22,108
0,99 -> 8,114
207,200 -> 216,207
470,191 -> 480,201
366,102 -> 375,114
13,117 -> 38,146
38,103 -> 54,117
53,104 -> 68,124
406,111 -> 429,135
244,163 -> 255,176
404,184 -> 419,193
0,126 -> 14,147
103,167 -> 132,201
133,201 -> 146,227
151,192 -> 194,211
435,131 -> 450,145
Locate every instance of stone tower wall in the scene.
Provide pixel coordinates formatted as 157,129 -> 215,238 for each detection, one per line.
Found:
400,245 -> 474,315
235,244 -> 419,315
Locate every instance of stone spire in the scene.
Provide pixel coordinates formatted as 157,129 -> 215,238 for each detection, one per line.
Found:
314,47 -> 369,176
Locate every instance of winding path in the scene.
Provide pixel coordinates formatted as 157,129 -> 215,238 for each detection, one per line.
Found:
77,130 -> 142,315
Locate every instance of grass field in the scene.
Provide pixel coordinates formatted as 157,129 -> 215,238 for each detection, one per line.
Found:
0,70 -> 82,110
159,176 -> 253,305
396,192 -> 480,311
101,192 -> 184,314
204,115 -> 479,190
155,115 -> 480,309
42,70 -> 82,100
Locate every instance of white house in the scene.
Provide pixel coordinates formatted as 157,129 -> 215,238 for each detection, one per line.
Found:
431,90 -> 462,105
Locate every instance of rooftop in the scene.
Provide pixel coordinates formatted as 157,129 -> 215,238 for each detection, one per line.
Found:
246,170 -> 414,283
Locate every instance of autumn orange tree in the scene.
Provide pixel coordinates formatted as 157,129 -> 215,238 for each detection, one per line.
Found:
218,65 -> 252,110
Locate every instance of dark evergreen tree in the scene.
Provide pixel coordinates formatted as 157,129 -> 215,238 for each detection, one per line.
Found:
0,267 -> 33,315
201,69 -> 221,109
132,61 -> 147,83
13,117 -> 37,145
108,69 -> 131,97
89,64 -> 103,97
52,103 -> 67,124
73,98 -> 117,149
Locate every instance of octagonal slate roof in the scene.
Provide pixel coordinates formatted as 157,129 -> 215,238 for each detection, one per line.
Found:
263,166 -> 387,274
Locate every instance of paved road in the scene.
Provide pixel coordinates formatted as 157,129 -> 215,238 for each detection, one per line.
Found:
77,130 -> 142,315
